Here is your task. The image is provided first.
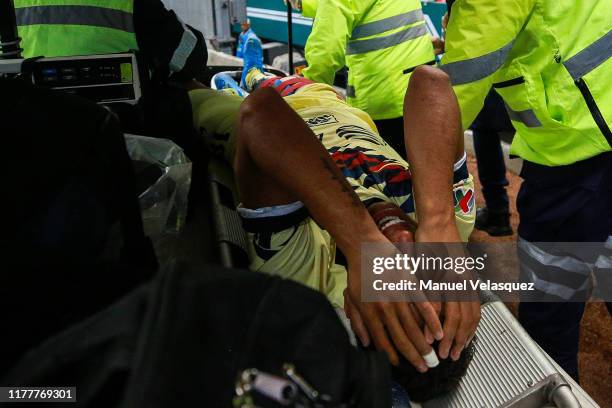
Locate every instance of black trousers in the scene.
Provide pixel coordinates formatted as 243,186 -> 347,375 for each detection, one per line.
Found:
471,91 -> 513,211
517,152 -> 612,381
374,117 -> 406,158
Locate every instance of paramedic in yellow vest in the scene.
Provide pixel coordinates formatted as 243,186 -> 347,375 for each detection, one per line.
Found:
440,0 -> 612,381
294,0 -> 436,156
14,0 -> 207,80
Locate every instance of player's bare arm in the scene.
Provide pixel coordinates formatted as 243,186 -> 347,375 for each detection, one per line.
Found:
403,65 -> 480,362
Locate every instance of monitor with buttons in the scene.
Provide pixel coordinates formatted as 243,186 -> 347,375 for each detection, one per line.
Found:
29,53 -> 141,104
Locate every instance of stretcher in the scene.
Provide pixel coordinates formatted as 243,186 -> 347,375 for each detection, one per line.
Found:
206,155 -> 599,408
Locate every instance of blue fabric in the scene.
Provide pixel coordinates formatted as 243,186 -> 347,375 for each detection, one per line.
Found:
517,152 -> 612,242
517,152 -> 612,381
391,381 -> 412,408
213,72 -> 247,97
236,28 -> 254,58
471,90 -> 513,211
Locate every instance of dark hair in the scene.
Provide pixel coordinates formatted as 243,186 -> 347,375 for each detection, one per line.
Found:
393,338 -> 476,402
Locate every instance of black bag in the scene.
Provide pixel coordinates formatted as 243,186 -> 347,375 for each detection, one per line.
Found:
2,263 -> 392,407
0,78 -> 157,372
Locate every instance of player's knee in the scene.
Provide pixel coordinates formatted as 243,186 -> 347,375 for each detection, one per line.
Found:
240,87 -> 280,121
237,87 -> 278,141
243,87 -> 280,110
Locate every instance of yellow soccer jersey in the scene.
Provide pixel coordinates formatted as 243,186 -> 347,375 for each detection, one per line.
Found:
189,85 -> 475,306
284,84 -> 416,213
189,85 -> 475,241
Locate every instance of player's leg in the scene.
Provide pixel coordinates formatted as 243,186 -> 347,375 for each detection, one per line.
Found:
233,91 -> 299,208
240,37 -> 316,96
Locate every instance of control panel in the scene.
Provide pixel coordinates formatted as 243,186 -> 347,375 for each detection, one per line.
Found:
29,53 -> 142,104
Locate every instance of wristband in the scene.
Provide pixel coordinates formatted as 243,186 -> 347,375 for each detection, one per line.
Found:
368,202 -> 416,233
377,216 -> 408,232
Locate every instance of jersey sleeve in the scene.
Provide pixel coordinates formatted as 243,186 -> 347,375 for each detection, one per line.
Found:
302,0 -> 355,85
440,0 -> 535,130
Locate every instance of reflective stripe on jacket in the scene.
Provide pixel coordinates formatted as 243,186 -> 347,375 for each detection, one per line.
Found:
302,0 -> 435,120
15,0 -> 138,58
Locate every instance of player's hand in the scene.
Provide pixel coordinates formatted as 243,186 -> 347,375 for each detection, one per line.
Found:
439,301 -> 480,360
344,253 -> 443,371
415,220 -> 481,360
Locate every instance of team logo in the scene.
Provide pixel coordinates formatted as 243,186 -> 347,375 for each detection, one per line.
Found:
454,187 -> 475,214
305,114 -> 338,127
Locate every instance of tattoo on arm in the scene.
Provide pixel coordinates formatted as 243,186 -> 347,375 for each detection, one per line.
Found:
320,157 -> 363,207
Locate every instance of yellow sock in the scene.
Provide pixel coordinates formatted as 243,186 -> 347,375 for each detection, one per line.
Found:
219,88 -> 243,98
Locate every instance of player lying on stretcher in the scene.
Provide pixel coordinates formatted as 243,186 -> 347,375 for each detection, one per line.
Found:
186,49 -> 480,400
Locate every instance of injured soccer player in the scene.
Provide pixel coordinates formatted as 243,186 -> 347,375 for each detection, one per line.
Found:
187,44 -> 480,378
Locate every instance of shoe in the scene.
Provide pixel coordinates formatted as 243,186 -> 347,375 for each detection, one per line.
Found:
475,207 -> 513,236
240,34 -> 264,89
212,72 -> 247,97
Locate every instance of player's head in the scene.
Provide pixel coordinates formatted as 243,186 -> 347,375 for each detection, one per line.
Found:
394,338 -> 476,402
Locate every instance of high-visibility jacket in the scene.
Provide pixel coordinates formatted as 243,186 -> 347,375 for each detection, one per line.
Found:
441,0 -> 611,166
301,0 -> 435,120
14,0 -> 138,58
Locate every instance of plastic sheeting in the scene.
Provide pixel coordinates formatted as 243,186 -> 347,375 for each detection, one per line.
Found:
125,134 -> 192,236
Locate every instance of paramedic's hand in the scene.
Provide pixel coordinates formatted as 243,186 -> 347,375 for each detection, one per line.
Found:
416,221 -> 481,361
432,37 -> 445,55
283,0 -> 302,11
344,261 -> 443,372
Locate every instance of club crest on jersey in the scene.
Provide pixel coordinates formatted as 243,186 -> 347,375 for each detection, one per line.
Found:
305,114 -> 338,127
454,187 -> 475,214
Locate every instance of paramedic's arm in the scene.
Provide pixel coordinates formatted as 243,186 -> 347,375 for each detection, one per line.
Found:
134,0 -> 208,81
403,65 -> 480,361
441,0 -> 534,129
237,88 -> 442,370
301,0 -> 353,85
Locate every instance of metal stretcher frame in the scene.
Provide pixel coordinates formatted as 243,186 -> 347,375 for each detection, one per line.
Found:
205,155 -> 599,408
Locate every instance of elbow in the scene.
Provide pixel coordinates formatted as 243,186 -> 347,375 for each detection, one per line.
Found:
405,65 -> 452,104
411,65 -> 451,86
